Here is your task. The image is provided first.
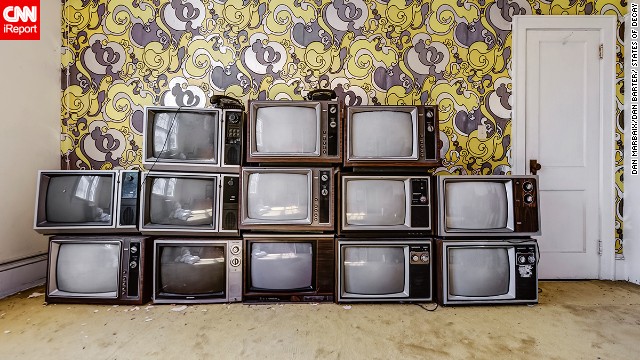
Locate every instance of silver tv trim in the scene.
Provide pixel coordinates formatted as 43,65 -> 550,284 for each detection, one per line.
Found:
142,106 -> 242,173
248,101 -> 322,157
240,168 -> 314,225
152,238 -> 243,304
34,170 -> 121,234
346,105 -> 419,161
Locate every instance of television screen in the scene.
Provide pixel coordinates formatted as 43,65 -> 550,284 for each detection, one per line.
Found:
255,106 -> 318,154
45,175 -> 114,224
351,111 -> 413,157
445,182 -> 508,229
448,247 -> 510,297
158,245 -> 226,295
246,173 -> 309,221
151,110 -> 218,162
343,246 -> 405,295
250,242 -> 313,290
56,243 -> 120,294
345,180 -> 406,226
148,177 -> 216,227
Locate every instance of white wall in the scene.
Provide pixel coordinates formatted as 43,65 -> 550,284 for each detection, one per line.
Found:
0,1 -> 61,295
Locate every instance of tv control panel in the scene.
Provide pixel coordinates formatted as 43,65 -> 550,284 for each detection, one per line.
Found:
513,177 -> 540,234
223,110 -> 243,166
221,175 -> 239,232
324,103 -> 339,157
118,170 -> 139,228
514,244 -> 538,301
410,178 -> 430,229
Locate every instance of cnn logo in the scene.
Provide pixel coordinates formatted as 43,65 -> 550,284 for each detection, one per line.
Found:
0,1 -> 40,40
3,6 -> 37,23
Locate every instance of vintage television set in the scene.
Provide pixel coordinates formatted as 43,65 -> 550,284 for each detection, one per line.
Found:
142,106 -> 243,173
436,175 -> 541,237
139,171 -> 239,236
34,170 -> 140,234
45,236 -> 152,305
344,105 -> 439,167
245,100 -> 342,164
243,234 -> 334,303
436,239 -> 538,305
152,238 -> 242,304
240,167 -> 335,231
339,174 -> 432,234
337,239 -> 432,303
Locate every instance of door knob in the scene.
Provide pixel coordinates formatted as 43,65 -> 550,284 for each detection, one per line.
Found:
530,159 -> 542,175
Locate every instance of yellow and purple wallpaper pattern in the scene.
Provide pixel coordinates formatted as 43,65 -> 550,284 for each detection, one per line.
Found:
60,0 -> 626,255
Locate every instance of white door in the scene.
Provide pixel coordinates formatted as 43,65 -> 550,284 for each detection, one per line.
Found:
513,16 -> 616,279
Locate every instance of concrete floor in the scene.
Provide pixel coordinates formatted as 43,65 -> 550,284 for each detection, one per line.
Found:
0,281 -> 639,359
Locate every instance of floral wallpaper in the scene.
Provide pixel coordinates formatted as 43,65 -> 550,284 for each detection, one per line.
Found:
60,0 -> 626,256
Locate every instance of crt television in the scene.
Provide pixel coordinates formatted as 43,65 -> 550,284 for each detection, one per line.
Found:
139,172 -> 239,236
153,238 -> 242,304
34,170 -> 140,234
240,167 -> 335,231
337,238 -> 432,303
142,106 -> 243,173
436,239 -> 538,305
339,174 -> 431,234
246,100 -> 342,164
45,236 -> 152,305
344,105 -> 439,167
436,175 -> 541,237
243,234 -> 334,303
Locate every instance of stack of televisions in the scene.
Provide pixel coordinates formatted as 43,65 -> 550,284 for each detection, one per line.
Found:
33,90 -> 540,307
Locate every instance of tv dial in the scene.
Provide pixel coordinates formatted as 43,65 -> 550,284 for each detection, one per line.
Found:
528,255 -> 536,263
426,110 -> 434,118
329,121 -> 337,128
129,261 -> 137,269
420,253 -> 429,262
523,181 -> 533,191
230,257 -> 241,267
329,106 -> 337,114
518,256 -> 526,264
411,254 -> 420,262
321,189 -> 329,196
419,196 -> 427,204
230,245 -> 241,255
227,113 -> 240,124
321,174 -> 328,181
524,194 -> 534,204
130,245 -> 138,254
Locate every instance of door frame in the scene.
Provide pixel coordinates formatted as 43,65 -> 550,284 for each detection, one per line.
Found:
512,15 -> 617,280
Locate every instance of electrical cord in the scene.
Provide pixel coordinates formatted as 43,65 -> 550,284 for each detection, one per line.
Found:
140,105 -> 183,187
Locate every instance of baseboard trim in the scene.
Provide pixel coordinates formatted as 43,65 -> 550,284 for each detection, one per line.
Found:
0,253 -> 47,299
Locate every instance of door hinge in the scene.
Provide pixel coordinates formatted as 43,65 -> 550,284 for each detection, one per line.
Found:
599,44 -> 603,59
598,239 -> 603,255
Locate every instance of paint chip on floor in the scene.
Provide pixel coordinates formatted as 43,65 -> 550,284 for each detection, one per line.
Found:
343,305 -> 352,310
145,306 -> 154,311
93,310 -> 99,313
145,318 -> 153,322
28,292 -> 44,298
4,330 -> 10,334
171,305 -> 187,312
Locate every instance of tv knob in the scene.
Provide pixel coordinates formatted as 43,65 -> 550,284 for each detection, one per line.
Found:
518,256 -> 526,264
426,110 -> 434,118
411,254 -> 419,262
230,257 -> 241,267
420,253 -> 429,263
419,196 -> 427,204
228,113 -> 240,124
130,245 -> 138,254
127,175 -> 134,182
329,121 -> 337,128
523,181 -> 533,191
321,189 -> 329,196
329,106 -> 337,114
230,245 -> 241,255
321,174 -> 328,182
129,261 -> 137,269
524,194 -> 534,204
528,255 -> 536,264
